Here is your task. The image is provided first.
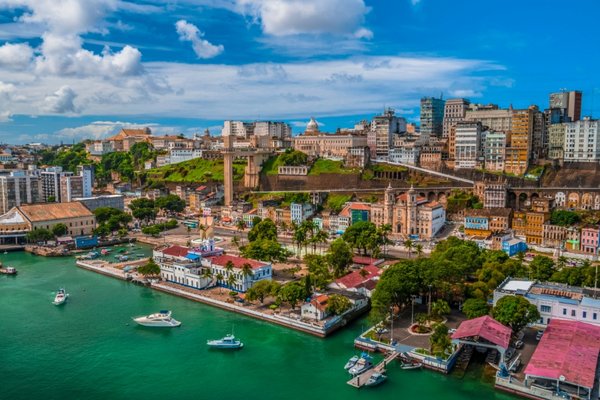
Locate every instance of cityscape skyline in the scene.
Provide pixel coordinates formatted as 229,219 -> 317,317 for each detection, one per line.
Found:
0,0 -> 599,143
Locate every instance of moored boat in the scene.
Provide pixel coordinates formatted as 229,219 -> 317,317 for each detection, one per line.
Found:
344,355 -> 360,370
207,334 -> 243,349
133,310 -> 181,327
53,288 -> 68,305
365,372 -> 387,387
348,353 -> 373,376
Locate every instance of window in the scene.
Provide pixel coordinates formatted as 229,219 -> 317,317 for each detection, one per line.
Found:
583,311 -> 587,319
563,308 -> 567,315
540,305 -> 551,313
571,310 -> 576,317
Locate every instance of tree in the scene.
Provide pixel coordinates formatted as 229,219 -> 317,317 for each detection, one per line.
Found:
415,244 -> 424,258
247,218 -> 278,242
241,239 -> 291,263
430,323 -> 452,355
404,239 -> 414,258
304,254 -> 332,290
462,298 -> 490,319
231,235 -> 240,249
226,274 -> 237,290
342,221 -> 380,255
142,225 -> 162,237
491,296 -> 540,333
278,282 -> 306,310
52,223 -> 68,237
241,263 -> 254,287
325,238 -> 353,278
430,299 -> 450,318
216,272 -> 224,293
326,294 -> 352,315
550,210 -> 581,227
138,259 -> 160,277
246,280 -> 278,304
370,261 -> 421,323
529,255 -> 555,281
155,194 -> 186,213
236,219 -> 246,233
26,228 -> 54,243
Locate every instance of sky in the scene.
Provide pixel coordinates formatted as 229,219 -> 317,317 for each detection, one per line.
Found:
0,0 -> 599,144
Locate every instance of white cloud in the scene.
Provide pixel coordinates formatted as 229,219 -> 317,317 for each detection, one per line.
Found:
175,20 -> 224,59
43,86 -> 78,114
236,0 -> 371,37
0,43 -> 34,69
0,111 -> 13,122
54,120 -> 178,141
449,89 -> 482,98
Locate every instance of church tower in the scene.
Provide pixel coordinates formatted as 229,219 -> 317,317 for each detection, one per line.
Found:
384,182 -> 394,227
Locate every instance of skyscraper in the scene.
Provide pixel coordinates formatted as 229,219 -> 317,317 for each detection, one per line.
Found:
368,108 -> 406,158
420,96 -> 445,140
443,98 -> 470,139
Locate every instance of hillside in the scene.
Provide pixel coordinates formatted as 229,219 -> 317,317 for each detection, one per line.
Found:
145,158 -> 245,184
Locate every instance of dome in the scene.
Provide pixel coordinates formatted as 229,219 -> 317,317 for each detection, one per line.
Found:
306,117 -> 319,132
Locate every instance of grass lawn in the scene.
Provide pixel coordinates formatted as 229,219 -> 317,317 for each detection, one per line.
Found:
261,155 -> 285,176
325,194 -> 352,213
146,158 -> 245,183
308,159 -> 359,175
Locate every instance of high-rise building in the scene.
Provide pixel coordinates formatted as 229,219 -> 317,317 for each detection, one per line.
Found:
443,98 -> 470,139
60,175 -> 84,203
531,108 -> 546,161
465,104 -> 513,132
0,171 -> 43,214
222,121 -> 291,139
549,90 -> 582,122
420,96 -> 445,140
454,121 -> 483,169
41,167 -> 72,203
483,131 -> 507,172
563,117 -> 600,162
547,123 -> 566,160
368,108 -> 406,158
504,106 -> 536,175
77,165 -> 94,198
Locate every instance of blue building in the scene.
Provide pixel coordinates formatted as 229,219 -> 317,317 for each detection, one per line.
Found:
502,239 -> 527,257
291,202 -> 314,225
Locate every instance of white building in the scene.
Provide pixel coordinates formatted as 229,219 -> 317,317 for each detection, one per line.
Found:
202,254 -> 272,293
388,145 -> 420,165
368,109 -> 407,158
155,245 -> 213,290
222,121 -> 291,139
483,131 -> 507,172
454,121 -> 483,169
494,278 -> 600,327
77,165 -> 94,198
563,117 -> 599,162
170,149 -> 203,164
291,202 -> 314,225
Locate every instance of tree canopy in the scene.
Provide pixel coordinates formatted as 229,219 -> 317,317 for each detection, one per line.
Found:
155,194 -> 186,213
325,238 -> 353,278
550,209 -> 581,227
279,149 -> 308,166
241,239 -> 291,263
138,259 -> 161,276
462,298 -> 490,319
51,223 -> 68,237
491,295 -> 540,333
247,218 -> 278,242
326,294 -> 352,315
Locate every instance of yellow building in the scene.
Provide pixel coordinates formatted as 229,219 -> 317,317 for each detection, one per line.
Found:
504,106 -> 539,176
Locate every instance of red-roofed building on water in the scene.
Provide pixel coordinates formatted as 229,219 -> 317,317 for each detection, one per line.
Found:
329,265 -> 382,297
371,184 -> 446,239
301,294 -> 331,321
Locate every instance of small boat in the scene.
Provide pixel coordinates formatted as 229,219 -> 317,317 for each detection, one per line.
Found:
3,251 -> 7,254
344,355 -> 360,370
365,372 -> 387,387
0,266 -> 17,275
349,354 -> 373,376
117,255 -> 129,262
53,288 -> 68,305
100,248 -> 111,255
399,353 -> 423,370
207,334 -> 244,349
133,310 -> 181,327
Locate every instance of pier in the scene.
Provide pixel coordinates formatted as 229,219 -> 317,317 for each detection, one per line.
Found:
347,351 -> 399,388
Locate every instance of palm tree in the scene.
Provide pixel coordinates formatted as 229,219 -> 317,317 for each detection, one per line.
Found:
202,268 -> 213,288
379,224 -> 392,256
415,244 -> 424,258
226,274 -> 237,290
241,263 -> 254,289
225,260 -> 235,275
236,219 -> 246,245
291,222 -> 305,258
404,239 -> 414,259
231,235 -> 240,249
216,272 -> 224,293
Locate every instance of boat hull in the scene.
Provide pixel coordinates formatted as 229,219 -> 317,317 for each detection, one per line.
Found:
133,318 -> 181,327
207,343 -> 243,349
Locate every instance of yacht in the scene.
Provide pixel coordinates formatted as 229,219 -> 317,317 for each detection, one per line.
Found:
365,372 -> 387,387
0,266 -> 17,275
53,288 -> 68,305
348,354 -> 373,376
344,355 -> 360,370
133,311 -> 181,327
207,334 -> 244,349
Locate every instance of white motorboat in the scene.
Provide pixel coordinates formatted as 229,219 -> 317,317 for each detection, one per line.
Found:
133,310 -> 181,327
365,372 -> 387,387
207,334 -> 244,349
348,354 -> 373,376
53,288 -> 68,305
344,355 -> 360,370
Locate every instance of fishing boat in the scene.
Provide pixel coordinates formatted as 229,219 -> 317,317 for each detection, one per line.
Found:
348,353 -> 373,376
53,288 -> 69,305
344,355 -> 360,370
207,334 -> 244,349
365,372 -> 387,387
0,266 -> 17,275
133,310 -> 181,327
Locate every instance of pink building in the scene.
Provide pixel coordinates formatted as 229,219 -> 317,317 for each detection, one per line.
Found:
580,227 -> 600,254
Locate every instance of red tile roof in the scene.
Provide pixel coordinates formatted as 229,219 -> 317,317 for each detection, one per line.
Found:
208,255 -> 268,270
451,315 -> 511,349
335,265 -> 381,289
352,256 -> 383,265
339,202 -> 371,217
524,319 -> 600,389
161,245 -> 191,258
310,294 -> 329,311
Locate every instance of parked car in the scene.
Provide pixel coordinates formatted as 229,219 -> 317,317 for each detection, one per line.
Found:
448,328 -> 457,334
535,330 -> 544,340
514,340 -> 524,349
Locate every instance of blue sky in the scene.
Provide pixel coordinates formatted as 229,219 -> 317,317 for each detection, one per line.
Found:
0,0 -> 598,143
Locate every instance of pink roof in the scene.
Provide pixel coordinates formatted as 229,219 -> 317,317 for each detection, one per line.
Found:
451,315 -> 511,349
524,319 -> 600,389
208,255 -> 268,270
335,265 -> 381,289
161,245 -> 190,258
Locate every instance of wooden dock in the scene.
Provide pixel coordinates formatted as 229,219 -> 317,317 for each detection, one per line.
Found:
347,351 -> 399,388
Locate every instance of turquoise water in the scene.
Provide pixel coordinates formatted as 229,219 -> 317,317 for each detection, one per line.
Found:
0,249 -> 515,400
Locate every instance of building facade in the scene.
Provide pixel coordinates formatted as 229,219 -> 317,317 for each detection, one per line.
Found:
0,171 -> 43,214
563,118 -> 600,162
454,121 -> 483,169
420,97 -> 445,141
368,109 -> 406,158
443,98 -> 470,139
